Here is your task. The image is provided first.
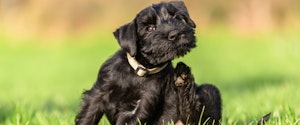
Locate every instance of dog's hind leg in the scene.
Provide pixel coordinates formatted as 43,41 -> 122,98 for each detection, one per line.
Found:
174,62 -> 198,125
75,89 -> 104,125
174,62 -> 222,125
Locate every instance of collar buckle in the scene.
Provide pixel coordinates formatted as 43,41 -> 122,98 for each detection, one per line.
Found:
135,66 -> 150,76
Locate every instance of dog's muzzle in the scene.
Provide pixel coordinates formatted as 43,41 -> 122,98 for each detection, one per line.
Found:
127,53 -> 168,77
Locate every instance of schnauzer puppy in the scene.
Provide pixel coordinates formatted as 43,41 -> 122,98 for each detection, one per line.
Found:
75,1 -> 221,125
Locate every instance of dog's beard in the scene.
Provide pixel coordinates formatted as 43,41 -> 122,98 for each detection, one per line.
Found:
139,29 -> 196,65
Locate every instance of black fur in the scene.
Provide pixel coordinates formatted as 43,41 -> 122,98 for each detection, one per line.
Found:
174,62 -> 222,125
75,1 -> 221,125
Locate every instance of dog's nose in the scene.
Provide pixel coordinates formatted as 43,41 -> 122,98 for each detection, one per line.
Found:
168,30 -> 179,41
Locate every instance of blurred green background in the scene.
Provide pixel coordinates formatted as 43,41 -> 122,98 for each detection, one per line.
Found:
0,0 -> 300,124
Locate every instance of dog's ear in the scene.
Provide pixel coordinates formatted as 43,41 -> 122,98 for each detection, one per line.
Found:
113,22 -> 137,57
169,1 -> 196,28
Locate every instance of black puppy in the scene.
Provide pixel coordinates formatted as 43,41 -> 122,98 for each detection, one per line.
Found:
75,1 -> 221,125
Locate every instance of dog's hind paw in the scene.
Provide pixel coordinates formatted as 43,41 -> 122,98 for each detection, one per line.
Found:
174,62 -> 192,87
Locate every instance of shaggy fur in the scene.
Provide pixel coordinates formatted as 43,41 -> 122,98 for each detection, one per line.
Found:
174,62 -> 222,125
75,1 -> 221,125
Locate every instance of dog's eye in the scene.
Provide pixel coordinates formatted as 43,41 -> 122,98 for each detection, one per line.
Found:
146,25 -> 156,33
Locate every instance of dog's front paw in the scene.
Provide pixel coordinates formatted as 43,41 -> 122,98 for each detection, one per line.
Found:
174,62 -> 192,87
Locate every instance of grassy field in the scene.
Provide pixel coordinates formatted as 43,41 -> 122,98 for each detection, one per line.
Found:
0,30 -> 299,125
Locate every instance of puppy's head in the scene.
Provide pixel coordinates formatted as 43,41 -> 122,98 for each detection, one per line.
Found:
114,1 -> 196,65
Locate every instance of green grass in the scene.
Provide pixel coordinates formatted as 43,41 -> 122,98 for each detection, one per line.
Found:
0,31 -> 300,125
